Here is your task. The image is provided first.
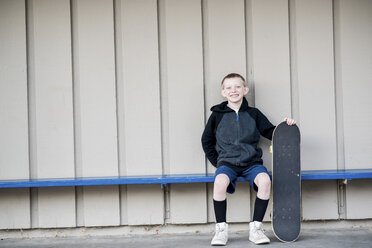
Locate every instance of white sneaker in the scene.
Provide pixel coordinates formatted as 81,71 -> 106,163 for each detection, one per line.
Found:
211,222 -> 228,246
249,221 -> 270,244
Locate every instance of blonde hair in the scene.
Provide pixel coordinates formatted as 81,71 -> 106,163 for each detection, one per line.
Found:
221,73 -> 247,88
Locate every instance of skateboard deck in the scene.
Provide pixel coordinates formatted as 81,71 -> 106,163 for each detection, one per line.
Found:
272,121 -> 301,242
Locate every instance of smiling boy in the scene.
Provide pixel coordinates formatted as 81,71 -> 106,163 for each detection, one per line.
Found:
201,73 -> 295,246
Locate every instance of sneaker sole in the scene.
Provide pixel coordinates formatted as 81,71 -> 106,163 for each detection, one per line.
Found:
249,238 -> 270,245
211,241 -> 227,246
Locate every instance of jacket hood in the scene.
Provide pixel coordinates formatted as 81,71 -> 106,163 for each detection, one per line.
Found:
211,97 -> 249,113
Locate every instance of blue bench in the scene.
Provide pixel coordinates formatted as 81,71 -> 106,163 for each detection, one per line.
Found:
0,169 -> 372,188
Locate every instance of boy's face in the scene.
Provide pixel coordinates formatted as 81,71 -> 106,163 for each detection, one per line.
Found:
221,77 -> 249,105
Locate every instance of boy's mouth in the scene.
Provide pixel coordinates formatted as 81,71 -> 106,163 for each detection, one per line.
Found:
230,93 -> 239,98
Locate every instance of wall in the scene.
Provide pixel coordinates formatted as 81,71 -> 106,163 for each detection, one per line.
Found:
0,0 -> 371,229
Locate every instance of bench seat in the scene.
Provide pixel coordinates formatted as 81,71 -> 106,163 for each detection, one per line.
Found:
1,169 -> 372,188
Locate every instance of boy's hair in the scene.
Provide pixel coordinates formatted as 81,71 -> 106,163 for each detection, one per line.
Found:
221,73 -> 247,87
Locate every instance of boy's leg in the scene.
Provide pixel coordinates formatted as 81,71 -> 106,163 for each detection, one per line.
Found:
212,174 -> 229,246
243,166 -> 271,245
212,166 -> 237,246
253,172 -> 271,222
213,174 -> 229,223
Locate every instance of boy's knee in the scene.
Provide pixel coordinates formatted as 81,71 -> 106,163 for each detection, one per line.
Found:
213,174 -> 229,201
255,173 -> 271,200
214,174 -> 230,194
255,173 -> 271,189
214,174 -> 230,189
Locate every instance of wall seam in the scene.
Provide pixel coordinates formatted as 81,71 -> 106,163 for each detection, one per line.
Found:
25,0 -> 39,229
200,0 -> 210,223
332,0 -> 347,220
157,0 -> 170,224
112,0 -> 123,225
69,0 -> 79,228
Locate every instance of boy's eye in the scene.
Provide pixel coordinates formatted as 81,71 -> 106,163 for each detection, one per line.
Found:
236,85 -> 241,88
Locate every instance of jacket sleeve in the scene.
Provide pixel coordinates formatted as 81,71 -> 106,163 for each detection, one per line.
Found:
201,113 -> 218,167
255,109 -> 276,141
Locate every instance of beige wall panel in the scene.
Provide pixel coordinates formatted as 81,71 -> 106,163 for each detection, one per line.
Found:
302,181 -> 339,220
119,185 -> 128,225
27,0 -> 76,229
337,0 -> 372,169
159,0 -> 205,174
203,0 -> 247,173
251,0 -> 292,167
294,0 -> 337,170
0,189 -> 30,229
169,184 -> 207,224
207,183 -> 214,222
28,0 -> 74,178
126,185 -> 164,225
226,182 -> 251,222
116,0 -> 162,176
73,0 -> 118,177
115,0 -> 163,226
0,0 -> 29,180
72,0 -> 120,227
82,186 -> 120,227
37,187 -> 76,227
0,0 -> 30,230
159,0 -> 206,224
346,180 -> 372,219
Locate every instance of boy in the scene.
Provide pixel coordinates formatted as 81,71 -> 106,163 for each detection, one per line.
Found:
201,73 -> 296,246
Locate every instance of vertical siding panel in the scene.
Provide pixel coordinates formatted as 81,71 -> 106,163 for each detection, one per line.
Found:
203,0 -> 250,223
302,181 -> 339,220
37,187 -> 76,227
346,180 -> 372,219
29,0 -> 75,179
170,183 -> 206,223
293,0 -> 338,220
81,186 -> 120,227
336,0 -> 372,219
159,0 -> 206,224
126,185 -> 164,225
116,0 -> 163,225
117,0 -> 162,177
337,0 -> 372,170
226,182 -> 251,222
0,0 -> 30,229
0,0 -> 29,180
0,189 -> 30,229
72,0 -> 119,227
27,0 -> 75,228
294,0 -> 337,170
250,0 -> 291,168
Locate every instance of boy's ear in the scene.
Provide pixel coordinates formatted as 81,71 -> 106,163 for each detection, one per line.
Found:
221,88 -> 227,98
244,86 -> 249,95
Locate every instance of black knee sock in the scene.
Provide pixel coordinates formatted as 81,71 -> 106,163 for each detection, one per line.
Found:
253,197 -> 269,222
214,199 -> 227,223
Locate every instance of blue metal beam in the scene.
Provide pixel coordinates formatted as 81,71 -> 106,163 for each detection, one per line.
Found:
0,169 -> 372,188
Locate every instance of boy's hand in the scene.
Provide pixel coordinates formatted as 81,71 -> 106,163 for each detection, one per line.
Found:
284,117 -> 296,126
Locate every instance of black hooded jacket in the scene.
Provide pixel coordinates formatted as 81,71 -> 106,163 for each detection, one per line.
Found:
201,98 -> 275,170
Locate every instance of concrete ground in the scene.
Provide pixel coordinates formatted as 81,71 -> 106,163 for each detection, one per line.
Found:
1,227 -> 372,248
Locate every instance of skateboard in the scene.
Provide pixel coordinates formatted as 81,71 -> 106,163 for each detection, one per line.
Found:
272,121 -> 301,242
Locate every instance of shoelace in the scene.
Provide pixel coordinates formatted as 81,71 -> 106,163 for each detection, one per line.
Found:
215,226 -> 226,239
253,226 -> 266,238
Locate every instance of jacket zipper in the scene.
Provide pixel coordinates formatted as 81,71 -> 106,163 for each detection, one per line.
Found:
236,112 -> 240,166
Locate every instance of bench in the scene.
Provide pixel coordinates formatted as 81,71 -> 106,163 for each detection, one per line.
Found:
1,169 -> 372,188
